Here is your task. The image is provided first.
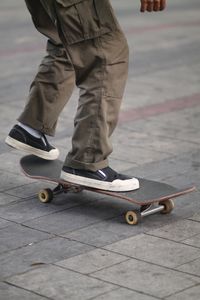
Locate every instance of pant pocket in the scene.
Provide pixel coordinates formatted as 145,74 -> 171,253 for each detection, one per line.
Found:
56,0 -> 100,44
56,0 -> 118,45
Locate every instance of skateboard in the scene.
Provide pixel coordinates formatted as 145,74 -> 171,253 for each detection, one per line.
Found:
20,155 -> 196,225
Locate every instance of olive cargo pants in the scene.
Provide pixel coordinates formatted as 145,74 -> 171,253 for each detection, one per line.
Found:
19,0 -> 129,171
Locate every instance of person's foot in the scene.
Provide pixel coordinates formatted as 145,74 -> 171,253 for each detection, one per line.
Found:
5,124 -> 59,160
61,166 -> 139,192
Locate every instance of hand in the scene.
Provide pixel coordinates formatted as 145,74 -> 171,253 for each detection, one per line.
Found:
140,0 -> 166,12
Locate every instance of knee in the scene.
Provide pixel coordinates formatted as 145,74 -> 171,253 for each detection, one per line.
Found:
100,30 -> 129,65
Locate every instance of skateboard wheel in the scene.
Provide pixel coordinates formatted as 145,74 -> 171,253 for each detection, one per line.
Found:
159,199 -> 174,214
125,210 -> 140,225
38,188 -> 53,203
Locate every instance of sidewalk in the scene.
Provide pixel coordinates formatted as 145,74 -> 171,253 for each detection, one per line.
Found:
0,0 -> 200,299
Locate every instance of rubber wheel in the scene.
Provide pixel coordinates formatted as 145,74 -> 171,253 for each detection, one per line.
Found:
38,188 -> 53,203
159,199 -> 174,214
125,210 -> 140,225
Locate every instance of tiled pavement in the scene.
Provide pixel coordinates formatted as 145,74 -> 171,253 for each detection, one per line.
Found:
0,0 -> 200,299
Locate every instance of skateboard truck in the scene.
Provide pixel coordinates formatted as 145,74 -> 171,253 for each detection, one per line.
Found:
125,199 -> 175,225
38,183 -> 83,203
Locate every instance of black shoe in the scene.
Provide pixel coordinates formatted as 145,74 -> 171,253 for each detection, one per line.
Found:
61,166 -> 139,192
5,125 -> 59,160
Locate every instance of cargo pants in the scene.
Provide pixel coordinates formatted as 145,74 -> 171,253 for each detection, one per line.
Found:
19,0 -> 129,171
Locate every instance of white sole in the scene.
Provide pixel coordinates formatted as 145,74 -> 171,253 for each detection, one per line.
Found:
60,171 -> 140,192
5,136 -> 59,160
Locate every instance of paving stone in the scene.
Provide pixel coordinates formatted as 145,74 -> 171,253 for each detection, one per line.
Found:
7,265 -> 115,300
4,182 -> 48,199
111,144 -> 170,166
62,210 -> 183,248
124,150 -> 200,182
62,218 -> 142,247
183,234 -> 200,248
176,258 -> 200,277
56,249 -> 128,274
167,191 -> 200,220
190,212 -> 200,222
104,234 -> 200,268
165,172 -> 200,190
23,197 -> 128,234
91,259 -> 200,298
0,170 -> 27,192
91,287 -> 157,300
166,285 -> 200,300
0,282 -> 46,300
0,152 -> 24,176
0,218 -> 13,229
113,128 -> 197,156
0,224 -> 52,254
0,191 -> 93,223
148,219 -> 200,242
0,237 -> 93,279
121,108 -> 200,146
0,141 -> 12,154
0,192 -> 23,206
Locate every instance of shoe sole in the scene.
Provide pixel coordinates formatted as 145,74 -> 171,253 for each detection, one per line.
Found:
60,171 -> 140,192
5,136 -> 59,160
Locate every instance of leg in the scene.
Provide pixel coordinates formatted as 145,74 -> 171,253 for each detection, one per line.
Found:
6,1 -> 76,159
54,0 -> 129,170
53,0 -> 139,191
6,40 -> 75,160
65,30 -> 129,171
18,40 -> 75,136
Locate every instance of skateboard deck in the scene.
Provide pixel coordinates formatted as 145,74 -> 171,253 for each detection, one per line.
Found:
20,155 -> 196,225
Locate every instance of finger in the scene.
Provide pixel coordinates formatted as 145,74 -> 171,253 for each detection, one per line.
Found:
140,0 -> 148,12
147,0 -> 154,12
160,0 -> 166,11
153,0 -> 160,11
